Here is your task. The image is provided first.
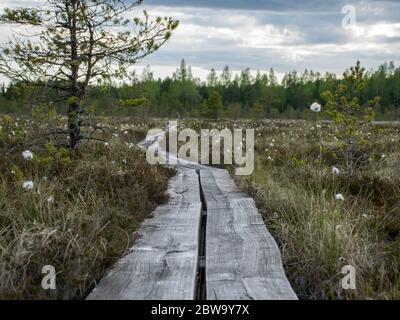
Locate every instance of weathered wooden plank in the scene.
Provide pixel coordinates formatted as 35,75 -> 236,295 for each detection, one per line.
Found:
200,169 -> 297,300
87,168 -> 202,300
199,168 -> 248,209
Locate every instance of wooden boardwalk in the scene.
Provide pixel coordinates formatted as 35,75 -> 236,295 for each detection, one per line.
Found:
87,133 -> 297,300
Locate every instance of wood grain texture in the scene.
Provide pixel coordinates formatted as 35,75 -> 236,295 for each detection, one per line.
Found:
87,168 -> 202,300
200,169 -> 297,300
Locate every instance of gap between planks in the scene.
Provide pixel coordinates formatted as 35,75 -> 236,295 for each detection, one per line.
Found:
195,169 -> 207,300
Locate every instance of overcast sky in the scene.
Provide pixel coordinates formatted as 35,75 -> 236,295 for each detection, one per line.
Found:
1,0 -> 400,82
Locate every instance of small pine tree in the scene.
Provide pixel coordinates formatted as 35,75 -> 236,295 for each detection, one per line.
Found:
322,61 -> 380,175
0,0 -> 178,148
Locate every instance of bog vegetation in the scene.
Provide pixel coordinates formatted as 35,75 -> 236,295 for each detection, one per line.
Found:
0,117 -> 173,299
238,119 -> 400,299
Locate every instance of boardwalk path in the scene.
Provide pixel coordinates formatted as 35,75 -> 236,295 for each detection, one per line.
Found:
87,130 -> 297,300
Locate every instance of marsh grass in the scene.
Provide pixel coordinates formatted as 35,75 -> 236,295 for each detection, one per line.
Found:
0,117 -> 173,299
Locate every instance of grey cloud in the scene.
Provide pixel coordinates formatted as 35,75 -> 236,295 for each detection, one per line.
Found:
3,0 -> 399,80
145,0 -> 348,12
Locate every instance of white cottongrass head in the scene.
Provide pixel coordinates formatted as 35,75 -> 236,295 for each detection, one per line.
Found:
335,193 -> 345,201
23,180 -> 34,190
332,166 -> 340,175
310,102 -> 321,113
47,195 -> 55,204
22,150 -> 34,160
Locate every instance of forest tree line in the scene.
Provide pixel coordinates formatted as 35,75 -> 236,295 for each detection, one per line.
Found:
1,60 -> 400,120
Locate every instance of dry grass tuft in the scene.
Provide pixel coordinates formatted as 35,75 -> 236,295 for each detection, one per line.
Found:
0,117 -> 173,299
232,120 -> 400,299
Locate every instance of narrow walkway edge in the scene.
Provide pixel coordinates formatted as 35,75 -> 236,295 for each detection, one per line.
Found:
87,168 -> 202,300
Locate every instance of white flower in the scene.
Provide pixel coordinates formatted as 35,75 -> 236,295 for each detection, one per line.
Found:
335,193 -> 345,201
332,166 -> 340,175
47,195 -> 55,204
310,102 -> 321,113
22,150 -> 34,160
11,170 -> 16,175
267,156 -> 274,161
23,180 -> 34,190
381,154 -> 386,159
104,142 -> 109,147
42,176 -> 48,181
